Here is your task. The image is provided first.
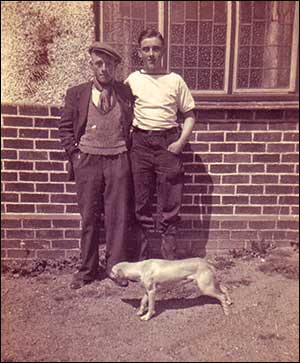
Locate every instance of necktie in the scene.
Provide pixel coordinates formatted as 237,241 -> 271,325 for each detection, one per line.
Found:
99,86 -> 112,113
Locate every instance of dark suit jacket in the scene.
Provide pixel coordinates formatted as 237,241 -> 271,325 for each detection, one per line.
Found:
58,81 -> 133,181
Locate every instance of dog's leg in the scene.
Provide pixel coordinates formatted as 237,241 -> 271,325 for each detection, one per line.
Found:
140,288 -> 156,321
137,293 -> 148,316
220,284 -> 232,305
196,272 -> 231,316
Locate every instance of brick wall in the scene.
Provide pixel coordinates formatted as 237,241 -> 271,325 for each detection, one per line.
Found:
1,104 -> 299,260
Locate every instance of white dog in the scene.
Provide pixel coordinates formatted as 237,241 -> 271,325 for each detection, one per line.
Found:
111,258 -> 232,321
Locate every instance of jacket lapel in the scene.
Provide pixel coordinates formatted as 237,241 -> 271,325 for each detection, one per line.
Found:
77,81 -> 92,138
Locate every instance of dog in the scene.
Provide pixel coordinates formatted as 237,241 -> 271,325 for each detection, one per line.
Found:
111,258 -> 232,321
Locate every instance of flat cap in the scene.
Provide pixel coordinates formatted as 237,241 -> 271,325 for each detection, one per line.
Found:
88,41 -> 122,63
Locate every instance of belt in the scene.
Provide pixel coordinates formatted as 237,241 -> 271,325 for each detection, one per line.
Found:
132,126 -> 178,135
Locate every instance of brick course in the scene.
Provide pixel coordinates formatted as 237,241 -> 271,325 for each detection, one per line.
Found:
1,104 -> 299,260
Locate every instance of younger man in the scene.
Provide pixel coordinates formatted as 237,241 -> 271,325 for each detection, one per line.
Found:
125,29 -> 195,260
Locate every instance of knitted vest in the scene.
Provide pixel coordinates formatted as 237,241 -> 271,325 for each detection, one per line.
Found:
79,98 -> 127,155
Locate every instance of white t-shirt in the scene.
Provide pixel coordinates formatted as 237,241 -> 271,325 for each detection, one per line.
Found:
125,70 -> 195,130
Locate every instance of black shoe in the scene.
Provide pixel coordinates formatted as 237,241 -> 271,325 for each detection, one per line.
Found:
107,272 -> 128,287
69,279 -> 92,290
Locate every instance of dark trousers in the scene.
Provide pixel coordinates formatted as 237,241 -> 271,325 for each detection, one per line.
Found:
73,151 -> 130,281
130,128 -> 184,246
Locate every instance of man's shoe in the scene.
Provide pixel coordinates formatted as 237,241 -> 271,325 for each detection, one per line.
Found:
107,272 -> 128,287
69,279 -> 92,290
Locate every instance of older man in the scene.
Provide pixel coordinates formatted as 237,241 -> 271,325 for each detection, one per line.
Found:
59,42 -> 133,289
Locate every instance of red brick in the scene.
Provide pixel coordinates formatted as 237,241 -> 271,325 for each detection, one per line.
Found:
21,194 -> 49,203
2,128 -> 18,137
36,183 -> 64,193
4,139 -> 34,149
49,151 -> 67,161
283,133 -> 298,141
209,123 -> 238,131
252,175 -> 278,184
36,162 -> 64,171
263,206 -> 289,215
3,116 -> 33,127
265,185 -> 294,194
6,204 -> 35,213
240,123 -> 267,131
196,133 -> 224,142
193,220 -> 220,229
210,143 -> 236,152
36,204 -> 64,213
193,123 -> 208,131
198,110 -> 226,119
182,153 -> 193,163
238,143 -> 265,152
52,240 -> 80,249
277,220 -> 299,230
182,195 -> 193,204
211,206 -> 233,214
266,164 -> 294,173
36,230 -> 64,239
185,164 -> 208,173
267,143 -> 295,152
19,151 -> 48,160
50,106 -> 62,117
1,150 -> 17,159
1,172 -> 17,181
256,110 -> 283,120
235,206 -> 261,214
280,175 -> 299,184
21,240 -> 51,249
34,118 -> 59,128
210,164 -> 236,173
231,231 -> 258,240
184,184 -> 208,194
237,185 -> 264,194
268,122 -> 298,131
1,240 -> 21,248
1,104 -> 18,114
209,231 -> 230,240
226,132 -> 251,141
181,206 -> 202,214
194,195 -> 221,205
20,105 -> 49,116
50,130 -> 60,139
7,249 -> 36,258
253,154 -> 280,163
51,194 -> 77,204
285,110 -> 299,120
189,143 -> 209,152
23,219 -> 52,228
222,175 -> 249,184
19,172 -> 48,182
221,220 -> 248,229
7,230 -> 34,239
2,219 -> 22,228
52,220 -> 80,228
50,173 -> 68,182
239,164 -> 264,173
35,140 -> 62,150
198,154 -> 223,163
5,183 -> 34,192
194,175 -> 218,185
291,207 -> 299,215
1,193 -> 18,202
36,250 -> 65,259
65,230 -> 81,238
250,196 -> 277,204
66,205 -> 79,213
212,185 -> 235,194
222,196 -> 249,204
279,196 -> 299,205
253,133 -> 282,142
249,221 -> 276,229
281,153 -> 299,163
19,128 -> 49,138
4,161 -> 33,170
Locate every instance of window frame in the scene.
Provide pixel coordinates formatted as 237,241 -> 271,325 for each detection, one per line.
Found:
98,0 -> 299,105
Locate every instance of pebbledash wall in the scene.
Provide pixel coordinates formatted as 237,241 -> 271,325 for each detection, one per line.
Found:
1,103 -> 299,261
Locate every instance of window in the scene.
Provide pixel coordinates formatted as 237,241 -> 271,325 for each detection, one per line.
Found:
99,1 -> 299,98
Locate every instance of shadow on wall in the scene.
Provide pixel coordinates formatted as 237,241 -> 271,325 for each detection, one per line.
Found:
177,145 -> 214,259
